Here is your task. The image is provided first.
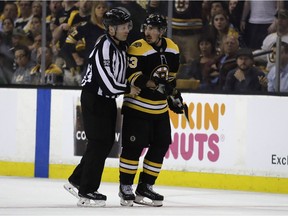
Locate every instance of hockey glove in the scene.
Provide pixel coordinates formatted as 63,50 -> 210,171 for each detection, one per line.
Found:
153,76 -> 174,95
167,90 -> 184,114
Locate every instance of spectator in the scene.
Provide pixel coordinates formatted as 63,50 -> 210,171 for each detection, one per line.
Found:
224,48 -> 266,92
1,17 -> 14,48
15,0 -> 33,32
0,33 -> 14,84
202,0 -> 211,26
11,44 -> 35,85
0,2 -> 18,32
53,1 -> 94,71
11,28 -> 32,51
267,42 -> 288,92
240,0 -> 279,50
146,0 -> 167,16
52,0 -> 78,56
46,0 -> 63,33
228,0 -> 244,31
31,1 -> 42,17
30,46 -> 63,85
147,1 -> 204,64
172,0 -> 204,64
206,10 -> 237,54
254,9 -> 288,71
53,0 -> 92,51
229,0 -> 238,14
217,34 -> 240,90
177,35 -> 219,90
61,1 -> 108,86
23,1 -> 42,34
29,31 -> 41,63
209,1 -> 229,24
26,15 -> 42,43
110,0 -> 147,44
0,55 -> 12,84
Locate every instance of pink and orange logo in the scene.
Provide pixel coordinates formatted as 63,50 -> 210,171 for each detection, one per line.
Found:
166,102 -> 226,162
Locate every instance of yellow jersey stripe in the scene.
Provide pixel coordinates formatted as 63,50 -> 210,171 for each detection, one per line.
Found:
123,102 -> 168,114
125,95 -> 167,105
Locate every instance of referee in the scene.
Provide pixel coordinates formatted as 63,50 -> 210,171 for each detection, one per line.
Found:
64,8 -> 140,207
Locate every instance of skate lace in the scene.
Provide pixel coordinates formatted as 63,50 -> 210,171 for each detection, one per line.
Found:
121,185 -> 134,195
87,191 -> 100,197
147,184 -> 158,194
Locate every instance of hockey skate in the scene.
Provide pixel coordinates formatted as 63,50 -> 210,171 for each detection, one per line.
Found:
77,191 -> 107,207
63,181 -> 79,199
118,184 -> 135,207
134,183 -> 163,207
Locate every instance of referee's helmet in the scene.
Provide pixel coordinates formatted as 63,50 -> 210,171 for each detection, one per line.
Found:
103,8 -> 131,30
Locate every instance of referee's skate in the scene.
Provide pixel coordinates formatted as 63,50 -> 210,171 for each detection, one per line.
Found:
63,181 -> 79,199
77,191 -> 106,207
64,181 -> 106,207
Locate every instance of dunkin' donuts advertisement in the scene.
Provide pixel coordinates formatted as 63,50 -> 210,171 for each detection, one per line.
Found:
73,97 -> 123,158
2,88 -> 288,179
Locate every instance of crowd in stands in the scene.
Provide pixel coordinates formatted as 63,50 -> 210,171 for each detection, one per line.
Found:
0,0 -> 287,93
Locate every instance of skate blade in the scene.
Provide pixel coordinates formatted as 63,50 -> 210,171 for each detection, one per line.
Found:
64,183 -> 79,199
120,198 -> 134,207
77,197 -> 106,207
134,195 -> 163,207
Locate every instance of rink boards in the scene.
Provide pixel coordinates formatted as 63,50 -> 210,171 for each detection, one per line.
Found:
0,88 -> 287,193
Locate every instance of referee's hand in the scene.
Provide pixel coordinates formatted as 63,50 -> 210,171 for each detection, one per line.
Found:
129,86 -> 141,97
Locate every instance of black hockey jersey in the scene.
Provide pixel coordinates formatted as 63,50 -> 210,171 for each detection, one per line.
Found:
172,0 -> 203,35
122,37 -> 180,118
63,21 -> 105,68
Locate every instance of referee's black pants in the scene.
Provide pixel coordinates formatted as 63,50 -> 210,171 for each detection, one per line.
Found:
69,90 -> 117,195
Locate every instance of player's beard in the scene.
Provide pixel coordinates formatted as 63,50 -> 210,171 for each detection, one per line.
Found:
145,35 -> 154,44
238,64 -> 249,71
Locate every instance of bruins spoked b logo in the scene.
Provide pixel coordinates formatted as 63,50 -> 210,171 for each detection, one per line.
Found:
151,64 -> 169,81
130,136 -> 136,142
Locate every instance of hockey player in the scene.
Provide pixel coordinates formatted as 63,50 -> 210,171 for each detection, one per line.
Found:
118,14 -> 184,207
64,8 -> 140,207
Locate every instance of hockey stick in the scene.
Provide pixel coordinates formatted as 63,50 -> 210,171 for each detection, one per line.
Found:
183,103 -> 189,123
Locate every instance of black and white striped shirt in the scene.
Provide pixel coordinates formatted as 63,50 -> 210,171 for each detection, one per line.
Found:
81,34 -> 130,98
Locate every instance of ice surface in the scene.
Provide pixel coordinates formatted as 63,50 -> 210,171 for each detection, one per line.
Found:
0,176 -> 287,216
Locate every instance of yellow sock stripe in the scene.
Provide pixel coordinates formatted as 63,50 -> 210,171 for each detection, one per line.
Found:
143,168 -> 159,177
144,159 -> 162,168
119,157 -> 139,175
119,167 -> 138,175
120,157 -> 139,165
